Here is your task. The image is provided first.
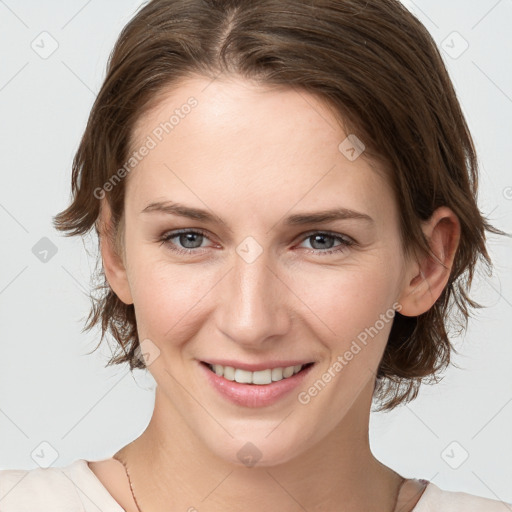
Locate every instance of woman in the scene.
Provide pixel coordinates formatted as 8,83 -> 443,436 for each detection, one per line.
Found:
0,0 -> 509,510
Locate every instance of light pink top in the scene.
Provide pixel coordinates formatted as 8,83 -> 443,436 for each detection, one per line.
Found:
0,459 -> 509,511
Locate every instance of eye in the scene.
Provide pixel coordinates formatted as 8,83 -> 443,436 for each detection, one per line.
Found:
159,229 -> 354,256
159,229 -> 213,255
297,231 -> 355,255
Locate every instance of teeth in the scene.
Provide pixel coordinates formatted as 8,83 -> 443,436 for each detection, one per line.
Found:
210,363 -> 306,385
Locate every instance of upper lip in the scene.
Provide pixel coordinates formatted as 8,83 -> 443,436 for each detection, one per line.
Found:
201,359 -> 315,372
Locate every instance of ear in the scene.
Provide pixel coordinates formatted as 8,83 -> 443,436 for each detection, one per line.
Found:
97,198 -> 133,305
398,206 -> 461,317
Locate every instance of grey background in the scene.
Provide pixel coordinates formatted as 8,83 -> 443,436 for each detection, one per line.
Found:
0,0 -> 511,503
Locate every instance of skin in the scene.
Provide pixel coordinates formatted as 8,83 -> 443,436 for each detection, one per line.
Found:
93,75 -> 460,512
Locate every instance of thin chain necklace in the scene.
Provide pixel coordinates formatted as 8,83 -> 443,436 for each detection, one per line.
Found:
113,454 -> 143,512
112,454 -> 410,512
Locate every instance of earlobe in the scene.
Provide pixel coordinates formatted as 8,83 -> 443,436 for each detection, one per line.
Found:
98,198 -> 134,306
398,207 -> 461,317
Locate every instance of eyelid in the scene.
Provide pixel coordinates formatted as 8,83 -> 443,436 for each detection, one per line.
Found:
297,229 -> 355,245
158,228 -> 214,247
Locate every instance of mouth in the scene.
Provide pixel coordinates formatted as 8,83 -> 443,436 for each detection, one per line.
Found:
199,360 -> 316,408
201,361 -> 315,385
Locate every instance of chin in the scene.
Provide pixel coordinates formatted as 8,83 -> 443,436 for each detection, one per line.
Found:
205,434 -> 309,469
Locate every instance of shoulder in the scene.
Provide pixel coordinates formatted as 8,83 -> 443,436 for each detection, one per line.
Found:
0,459 -> 124,512
0,460 -> 84,511
415,481 -> 511,511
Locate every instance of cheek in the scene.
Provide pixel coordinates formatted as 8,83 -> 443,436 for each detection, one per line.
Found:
127,254 -> 214,342
295,259 -> 401,344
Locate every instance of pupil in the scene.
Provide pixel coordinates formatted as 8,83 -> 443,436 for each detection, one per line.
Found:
182,233 -> 202,248
312,234 -> 333,249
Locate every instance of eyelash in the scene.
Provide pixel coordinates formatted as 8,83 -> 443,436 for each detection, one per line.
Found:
158,229 -> 355,256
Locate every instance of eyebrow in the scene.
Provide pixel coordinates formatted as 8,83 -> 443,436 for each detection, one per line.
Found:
141,201 -> 374,229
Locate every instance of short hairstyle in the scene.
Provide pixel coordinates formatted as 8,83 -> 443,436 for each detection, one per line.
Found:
53,0 -> 504,411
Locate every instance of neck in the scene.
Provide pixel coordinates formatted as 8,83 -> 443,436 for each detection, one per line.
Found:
115,384 -> 404,512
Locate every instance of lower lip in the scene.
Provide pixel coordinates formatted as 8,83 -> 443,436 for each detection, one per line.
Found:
199,362 -> 315,408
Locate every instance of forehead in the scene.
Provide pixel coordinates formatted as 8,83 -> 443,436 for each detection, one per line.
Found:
132,75 -> 343,156
127,75 -> 395,224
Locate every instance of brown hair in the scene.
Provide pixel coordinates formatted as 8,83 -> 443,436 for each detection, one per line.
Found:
53,0 -> 505,412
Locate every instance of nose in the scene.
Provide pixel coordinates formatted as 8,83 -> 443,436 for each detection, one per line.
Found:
215,248 -> 291,349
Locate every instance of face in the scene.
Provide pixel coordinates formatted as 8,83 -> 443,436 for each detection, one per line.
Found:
109,75 -> 413,467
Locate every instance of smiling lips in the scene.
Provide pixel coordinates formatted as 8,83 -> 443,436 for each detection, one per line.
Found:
200,360 -> 316,408
204,362 -> 314,385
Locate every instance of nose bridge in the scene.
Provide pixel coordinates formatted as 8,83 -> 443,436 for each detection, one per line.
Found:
216,241 -> 288,345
